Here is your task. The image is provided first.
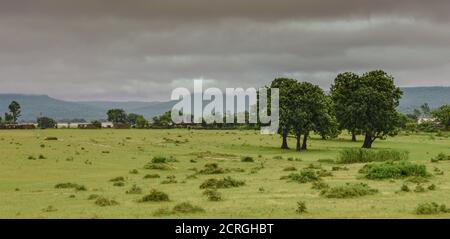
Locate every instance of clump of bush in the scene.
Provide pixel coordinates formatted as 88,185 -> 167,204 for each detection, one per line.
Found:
198,163 -> 228,174
320,183 -> 378,198
203,189 -> 222,201
144,162 -> 171,170
143,174 -> 160,179
316,169 -> 333,177
161,175 -> 178,184
140,189 -> 170,202
430,153 -> 450,163
332,166 -> 349,171
400,184 -> 410,192
95,196 -> 119,207
284,169 -> 320,183
87,194 -> 100,200
109,176 -> 125,182
296,201 -> 307,214
360,161 -> 429,180
337,149 -> 408,164
282,166 -> 296,172
415,202 -> 450,215
152,156 -> 168,163
172,202 -> 205,214
414,184 -> 426,193
129,169 -> 139,174
54,182 -> 86,191
241,156 -> 254,162
199,177 -> 245,189
311,181 -> 329,190
126,184 -> 142,194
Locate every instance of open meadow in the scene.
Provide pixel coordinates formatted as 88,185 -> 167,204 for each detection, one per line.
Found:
1,129 -> 450,218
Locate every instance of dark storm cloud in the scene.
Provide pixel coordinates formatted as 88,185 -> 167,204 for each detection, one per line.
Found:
1,0 -> 450,100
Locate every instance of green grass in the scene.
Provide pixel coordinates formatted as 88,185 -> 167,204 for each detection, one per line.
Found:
0,129 -> 450,218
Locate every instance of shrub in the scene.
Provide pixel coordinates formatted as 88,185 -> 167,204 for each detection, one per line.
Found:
172,202 -> 205,214
400,184 -> 410,192
316,169 -> 333,177
143,163 -> 171,170
332,166 -> 348,171
285,169 -> 320,183
415,202 -> 450,215
199,177 -> 245,189
140,189 -> 170,202
337,148 -> 408,164
317,159 -> 335,164
414,184 -> 426,193
161,175 -> 178,184
198,163 -> 227,174
241,156 -> 254,162
152,156 -> 167,164
428,184 -> 437,191
38,154 -> 46,159
87,194 -> 100,200
126,184 -> 142,194
320,183 -> 378,198
203,189 -> 223,201
55,182 -> 86,190
113,181 -> 125,187
296,201 -> 307,214
361,161 -> 428,180
283,166 -> 297,171
109,176 -> 125,182
129,169 -> 139,174
431,153 -> 450,163
143,174 -> 160,179
311,181 -> 329,190
95,196 -> 119,207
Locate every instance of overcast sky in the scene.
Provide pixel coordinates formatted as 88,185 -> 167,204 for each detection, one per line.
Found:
1,0 -> 450,101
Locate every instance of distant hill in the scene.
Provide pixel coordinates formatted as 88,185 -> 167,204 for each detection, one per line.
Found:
1,87 -> 449,122
398,87 -> 450,113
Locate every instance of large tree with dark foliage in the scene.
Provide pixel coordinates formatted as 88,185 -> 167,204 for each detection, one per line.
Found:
107,109 -> 128,124
332,70 -> 403,148
8,101 -> 21,124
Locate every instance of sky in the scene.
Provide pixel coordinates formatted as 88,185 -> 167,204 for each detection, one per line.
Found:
1,0 -> 450,101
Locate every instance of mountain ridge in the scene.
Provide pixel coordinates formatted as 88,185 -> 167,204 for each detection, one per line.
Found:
1,86 -> 449,122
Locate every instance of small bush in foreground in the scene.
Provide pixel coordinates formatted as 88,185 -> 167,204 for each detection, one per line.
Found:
241,156 -> 254,162
55,182 -> 86,191
198,163 -> 227,174
400,184 -> 410,192
140,189 -> 170,202
320,183 -> 378,198
95,196 -> 119,207
109,176 -> 125,182
200,177 -> 245,189
415,202 -> 450,215
172,202 -> 205,214
143,163 -> 171,170
283,166 -> 297,172
143,174 -> 160,179
296,201 -> 307,214
361,161 -> 428,180
151,156 -> 167,163
430,153 -> 450,163
337,149 -> 408,164
285,169 -> 320,183
203,189 -> 222,201
311,181 -> 330,190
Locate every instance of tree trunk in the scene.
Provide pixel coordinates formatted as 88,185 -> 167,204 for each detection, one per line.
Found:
351,131 -> 357,142
281,127 -> 289,149
296,134 -> 301,151
362,133 -> 373,148
301,132 -> 308,150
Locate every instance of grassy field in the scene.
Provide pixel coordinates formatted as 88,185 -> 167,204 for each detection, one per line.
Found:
1,129 -> 450,218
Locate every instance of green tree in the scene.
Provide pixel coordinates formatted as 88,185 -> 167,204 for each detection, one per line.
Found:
4,113 -> 13,124
330,72 -> 362,142
151,111 -> 173,126
127,113 -> 143,126
37,117 -> 57,129
107,109 -> 128,124
135,115 -> 149,129
8,101 -> 21,124
420,103 -> 431,117
332,70 -> 402,148
432,105 -> 450,129
270,78 -> 298,149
